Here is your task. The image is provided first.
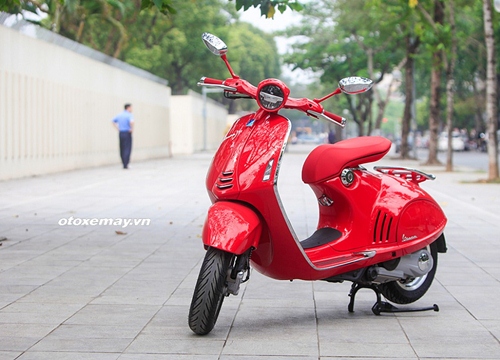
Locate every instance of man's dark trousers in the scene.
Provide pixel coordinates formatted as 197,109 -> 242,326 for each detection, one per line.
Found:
119,131 -> 132,168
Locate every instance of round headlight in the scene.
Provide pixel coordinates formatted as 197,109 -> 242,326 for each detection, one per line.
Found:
256,79 -> 289,112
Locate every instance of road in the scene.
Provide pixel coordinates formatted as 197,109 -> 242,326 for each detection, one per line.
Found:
290,143 -> 498,173
410,148 -> 498,172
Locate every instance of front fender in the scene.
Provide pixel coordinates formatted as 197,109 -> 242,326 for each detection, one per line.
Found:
202,202 -> 262,255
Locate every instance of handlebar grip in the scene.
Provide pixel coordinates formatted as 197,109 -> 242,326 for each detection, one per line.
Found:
201,77 -> 224,85
323,110 -> 346,127
323,110 -> 345,124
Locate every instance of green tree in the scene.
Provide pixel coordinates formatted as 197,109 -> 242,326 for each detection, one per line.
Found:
1,0 -> 281,99
1,0 -> 303,20
120,0 -> 232,94
220,22 -> 281,113
1,0 -> 134,58
119,2 -> 280,97
283,0 -> 404,136
414,0 -> 446,165
140,0 -> 303,18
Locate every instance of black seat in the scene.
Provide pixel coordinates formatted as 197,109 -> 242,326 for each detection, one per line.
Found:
300,227 -> 342,249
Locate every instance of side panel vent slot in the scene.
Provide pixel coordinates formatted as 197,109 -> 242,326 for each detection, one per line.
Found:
373,210 -> 393,243
216,171 -> 234,190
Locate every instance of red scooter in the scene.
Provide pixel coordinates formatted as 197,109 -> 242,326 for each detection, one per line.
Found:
189,33 -> 447,335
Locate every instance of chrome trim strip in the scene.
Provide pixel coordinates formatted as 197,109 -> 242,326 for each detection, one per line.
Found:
320,251 -> 377,269
353,250 -> 377,258
307,110 -> 321,117
272,118 -> 302,250
271,118 -> 376,273
274,182 -> 376,272
222,171 -> 234,176
273,120 -> 292,186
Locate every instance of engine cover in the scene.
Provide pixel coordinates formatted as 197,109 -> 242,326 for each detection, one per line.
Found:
373,248 -> 433,284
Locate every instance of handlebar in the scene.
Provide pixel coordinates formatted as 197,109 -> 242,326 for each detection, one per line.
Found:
198,76 -> 346,128
197,77 -> 238,91
323,110 -> 347,127
200,77 -> 223,85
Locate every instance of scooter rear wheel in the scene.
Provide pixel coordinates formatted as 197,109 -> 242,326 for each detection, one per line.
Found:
188,247 -> 234,335
378,242 -> 438,304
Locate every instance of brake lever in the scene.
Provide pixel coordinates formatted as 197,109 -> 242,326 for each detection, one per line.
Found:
224,92 -> 253,99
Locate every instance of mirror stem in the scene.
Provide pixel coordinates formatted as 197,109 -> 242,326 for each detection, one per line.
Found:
314,88 -> 342,103
221,54 -> 239,79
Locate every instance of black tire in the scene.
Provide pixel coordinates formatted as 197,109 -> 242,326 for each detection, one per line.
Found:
379,242 -> 438,304
188,247 -> 234,335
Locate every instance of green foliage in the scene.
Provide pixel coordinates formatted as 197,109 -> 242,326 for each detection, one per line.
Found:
282,0 -> 406,134
140,0 -> 176,14
119,1 -> 280,96
1,0 -> 497,136
0,0 -> 22,14
280,0 -> 498,139
225,23 -> 280,84
119,0 -> 231,94
138,0 -> 302,18
380,99 -> 405,135
0,0 -> 281,98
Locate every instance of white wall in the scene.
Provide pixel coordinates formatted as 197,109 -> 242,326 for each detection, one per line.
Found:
0,21 -> 230,180
170,90 -> 227,155
0,24 -> 171,181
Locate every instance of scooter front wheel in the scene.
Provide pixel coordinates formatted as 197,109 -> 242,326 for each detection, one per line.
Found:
188,247 -> 234,335
378,242 -> 438,304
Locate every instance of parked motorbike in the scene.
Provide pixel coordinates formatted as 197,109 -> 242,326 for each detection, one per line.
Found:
189,33 -> 447,335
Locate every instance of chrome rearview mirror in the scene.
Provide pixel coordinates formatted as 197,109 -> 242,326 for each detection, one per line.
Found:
339,77 -> 373,95
202,33 -> 228,56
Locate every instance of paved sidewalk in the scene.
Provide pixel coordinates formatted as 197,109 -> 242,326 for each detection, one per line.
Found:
1,145 -> 500,359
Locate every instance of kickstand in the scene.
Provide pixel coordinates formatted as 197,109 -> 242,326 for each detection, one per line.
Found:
348,282 -> 439,315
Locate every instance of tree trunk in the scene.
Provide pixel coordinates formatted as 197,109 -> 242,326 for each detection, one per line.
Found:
483,0 -> 499,180
365,92 -> 373,136
76,17 -> 86,42
445,0 -> 457,172
227,100 -> 237,115
346,96 -> 362,136
365,49 -> 375,136
473,81 -> 485,150
52,1 -> 63,33
373,58 -> 406,135
358,120 -> 365,136
426,0 -> 445,166
401,36 -> 417,159
171,64 -> 186,95
103,29 -> 116,56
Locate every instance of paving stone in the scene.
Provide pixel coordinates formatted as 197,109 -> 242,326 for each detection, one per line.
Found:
0,149 -> 499,358
0,352 -> 22,360
18,351 -> 120,360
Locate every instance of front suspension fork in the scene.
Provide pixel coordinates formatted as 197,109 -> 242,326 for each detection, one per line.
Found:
226,248 -> 253,296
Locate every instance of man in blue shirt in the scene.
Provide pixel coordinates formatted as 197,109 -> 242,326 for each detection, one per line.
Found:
112,103 -> 134,169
